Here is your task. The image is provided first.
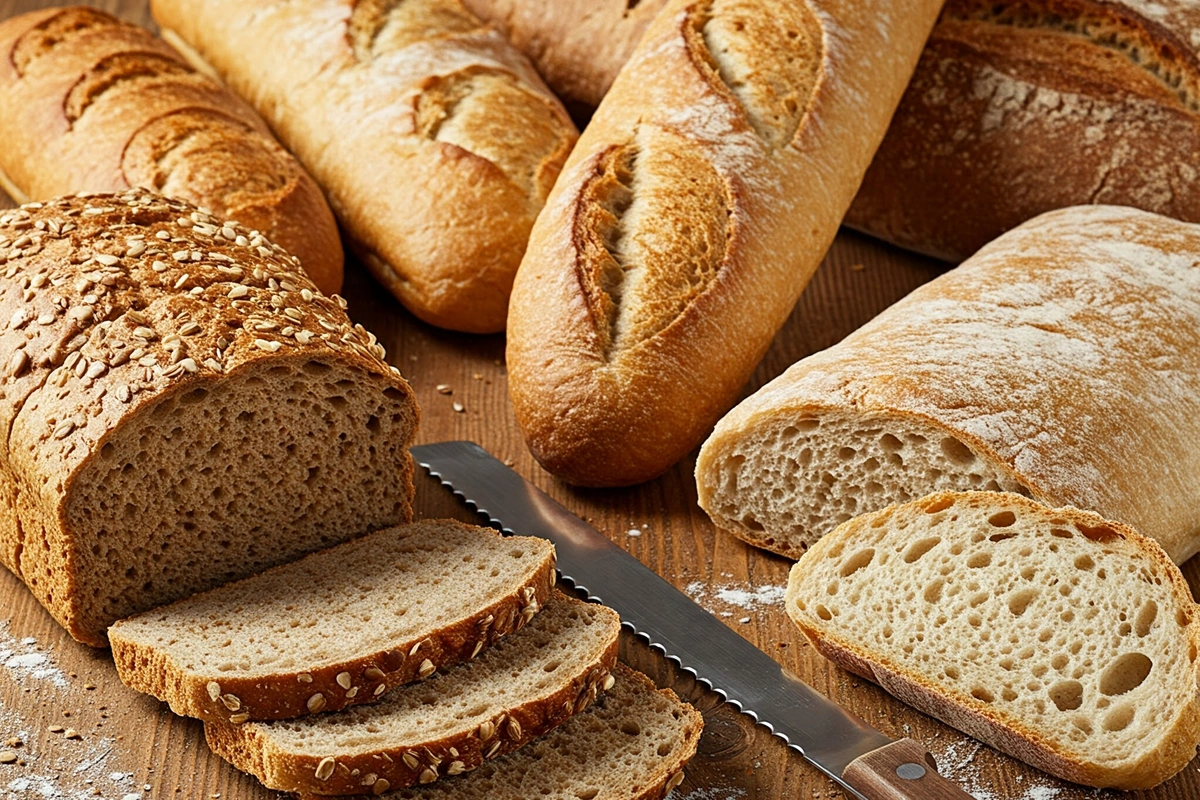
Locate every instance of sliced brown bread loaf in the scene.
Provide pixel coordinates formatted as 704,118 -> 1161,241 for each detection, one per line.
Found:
787,491 -> 1200,789
110,520 -> 556,724
0,190 -> 417,646
205,592 -> 618,794
296,663 -> 703,800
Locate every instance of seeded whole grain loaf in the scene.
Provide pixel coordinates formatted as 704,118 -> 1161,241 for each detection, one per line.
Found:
205,592 -> 619,794
0,6 -> 343,295
0,190 -> 418,647
504,0 -> 944,487
697,205 -> 1200,563
787,491 -> 1200,789
297,663 -> 703,800
151,0 -> 578,334
109,520 -> 555,725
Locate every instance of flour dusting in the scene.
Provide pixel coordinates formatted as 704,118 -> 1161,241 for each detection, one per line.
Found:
686,581 -> 787,617
0,623 -> 67,688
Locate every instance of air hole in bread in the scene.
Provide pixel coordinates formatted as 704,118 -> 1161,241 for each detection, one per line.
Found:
1134,601 -> 1157,637
923,496 -> 955,514
971,686 -> 994,703
923,579 -> 944,604
940,437 -> 976,466
1008,588 -> 1037,616
1049,680 -> 1083,712
1075,523 -> 1120,543
987,511 -> 1016,528
1103,704 -> 1135,732
620,721 -> 642,736
839,549 -> 874,577
1100,653 -> 1152,696
815,604 -> 832,621
903,537 -> 941,563
967,552 -> 991,569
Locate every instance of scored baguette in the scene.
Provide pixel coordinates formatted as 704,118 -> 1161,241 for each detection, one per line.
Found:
205,592 -> 619,794
0,190 -> 417,646
505,0 -> 944,487
786,492 -> 1200,789
0,7 -> 343,295
151,0 -> 578,333
109,521 -> 556,724
696,205 -> 1200,564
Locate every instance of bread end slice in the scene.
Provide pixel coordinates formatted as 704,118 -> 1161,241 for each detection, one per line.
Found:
787,491 -> 1200,789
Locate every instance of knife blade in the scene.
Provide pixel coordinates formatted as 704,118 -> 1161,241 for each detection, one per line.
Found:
412,441 -> 975,800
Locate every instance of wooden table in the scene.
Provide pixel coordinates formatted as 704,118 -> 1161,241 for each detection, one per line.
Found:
1,2 -> 1199,799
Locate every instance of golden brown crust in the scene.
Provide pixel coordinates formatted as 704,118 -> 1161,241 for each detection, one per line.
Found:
846,0 -> 1200,261
0,7 -> 343,294
152,0 -> 578,334
505,0 -> 945,486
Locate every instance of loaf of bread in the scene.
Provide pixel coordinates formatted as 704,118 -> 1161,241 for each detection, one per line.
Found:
505,0 -> 945,487
459,0 -> 664,106
301,663 -> 703,800
696,205 -> 1200,563
846,0 -> 1200,261
109,521 -> 555,723
787,492 -> 1200,789
207,592 -> 620,794
0,190 -> 418,647
0,7 -> 343,295
151,0 -> 578,334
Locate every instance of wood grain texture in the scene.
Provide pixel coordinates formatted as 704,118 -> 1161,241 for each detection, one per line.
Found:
0,2 -> 1198,799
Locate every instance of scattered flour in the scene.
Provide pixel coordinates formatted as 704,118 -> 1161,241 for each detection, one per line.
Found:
930,736 -> 1109,800
686,581 -> 787,618
0,623 -> 67,688
676,787 -> 747,800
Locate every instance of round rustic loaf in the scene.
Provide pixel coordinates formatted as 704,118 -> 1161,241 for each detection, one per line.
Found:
0,189 -> 418,646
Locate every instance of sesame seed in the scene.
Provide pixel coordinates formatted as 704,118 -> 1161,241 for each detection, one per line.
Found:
306,693 -> 326,713
179,322 -> 202,336
221,694 -> 241,712
418,659 -> 435,679
0,752 -> 15,764
372,779 -> 390,795
48,726 -> 64,734
297,673 -> 313,683
315,758 -> 336,782
447,761 -> 465,776
228,285 -> 250,299
478,721 -> 495,741
36,312 -> 56,325
506,717 -> 522,740
254,339 -> 282,353
53,420 -> 76,439
402,752 -> 420,770
419,769 -> 437,785
7,350 -> 29,378
336,672 -> 352,690
345,686 -> 359,699
300,288 -> 314,302
485,741 -> 501,758
229,713 -> 250,724
134,326 -> 156,340
603,674 -> 616,691
172,250 -> 189,261
174,274 -> 190,290
155,230 -> 171,240
126,241 -> 147,257
86,361 -> 107,380
409,641 -> 422,657
452,402 -> 465,413
436,384 -> 452,394
115,385 -> 132,403
373,684 -> 386,696
295,330 -> 314,344
94,253 -> 119,266
180,358 -> 199,373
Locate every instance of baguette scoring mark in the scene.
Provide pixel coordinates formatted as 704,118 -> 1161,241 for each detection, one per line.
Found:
685,0 -> 824,149
65,52 -> 192,125
347,0 -> 484,62
11,7 -> 124,77
575,127 -> 731,356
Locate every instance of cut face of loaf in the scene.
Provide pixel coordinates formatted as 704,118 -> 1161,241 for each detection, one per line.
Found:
109,520 -> 554,724
787,491 -> 1200,790
697,205 -> 1200,562
299,663 -> 703,800
0,190 -> 417,646
206,592 -> 618,794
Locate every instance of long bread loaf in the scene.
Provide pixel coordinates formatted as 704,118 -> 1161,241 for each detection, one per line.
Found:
697,205 -> 1200,563
505,0 -> 944,486
0,190 -> 418,646
151,0 -> 578,333
0,7 -> 343,295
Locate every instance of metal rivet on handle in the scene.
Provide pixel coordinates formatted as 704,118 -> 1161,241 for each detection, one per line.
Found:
896,763 -> 927,780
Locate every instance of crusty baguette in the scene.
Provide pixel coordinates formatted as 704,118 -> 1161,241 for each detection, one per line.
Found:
151,0 -> 577,334
205,592 -> 619,794
504,0 -> 944,487
459,0 -> 664,106
0,6 -> 343,295
0,190 -> 417,646
109,521 -> 555,724
846,0 -> 1200,261
787,492 -> 1200,789
697,205 -> 1200,563
296,663 -> 703,800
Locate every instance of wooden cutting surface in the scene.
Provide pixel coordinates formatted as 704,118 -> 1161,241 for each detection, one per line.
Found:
1,2 -> 1200,799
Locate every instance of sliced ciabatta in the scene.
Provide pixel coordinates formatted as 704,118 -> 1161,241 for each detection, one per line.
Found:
787,491 -> 1200,789
206,592 -> 619,795
296,663 -> 703,800
110,520 -> 556,724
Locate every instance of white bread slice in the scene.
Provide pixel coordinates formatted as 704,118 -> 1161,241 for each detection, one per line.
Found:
786,491 -> 1200,789
109,520 -> 556,724
296,663 -> 703,800
206,592 -> 620,794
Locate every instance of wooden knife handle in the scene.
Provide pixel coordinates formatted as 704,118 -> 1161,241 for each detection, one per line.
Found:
842,738 -> 976,800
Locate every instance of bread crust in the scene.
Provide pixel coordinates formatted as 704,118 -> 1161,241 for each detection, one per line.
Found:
698,205 -> 1200,563
0,7 -> 344,295
203,593 -> 619,793
151,0 -> 578,334
0,190 -> 417,646
846,0 -> 1200,261
505,0 -> 945,487
787,492 -> 1200,789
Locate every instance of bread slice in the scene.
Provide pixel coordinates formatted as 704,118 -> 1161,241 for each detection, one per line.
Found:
109,520 -> 556,724
295,663 -> 703,800
786,491 -> 1200,789
0,190 -> 417,647
205,592 -> 620,794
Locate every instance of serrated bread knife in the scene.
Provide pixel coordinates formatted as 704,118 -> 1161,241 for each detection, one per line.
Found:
412,441 -> 974,800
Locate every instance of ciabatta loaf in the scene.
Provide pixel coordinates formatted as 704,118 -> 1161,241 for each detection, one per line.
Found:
505,0 -> 944,486
787,492 -> 1200,789
109,521 -> 555,724
298,664 -> 703,800
0,7 -> 343,295
151,0 -> 577,333
206,592 -> 619,794
697,205 -> 1200,563
0,190 -> 417,646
